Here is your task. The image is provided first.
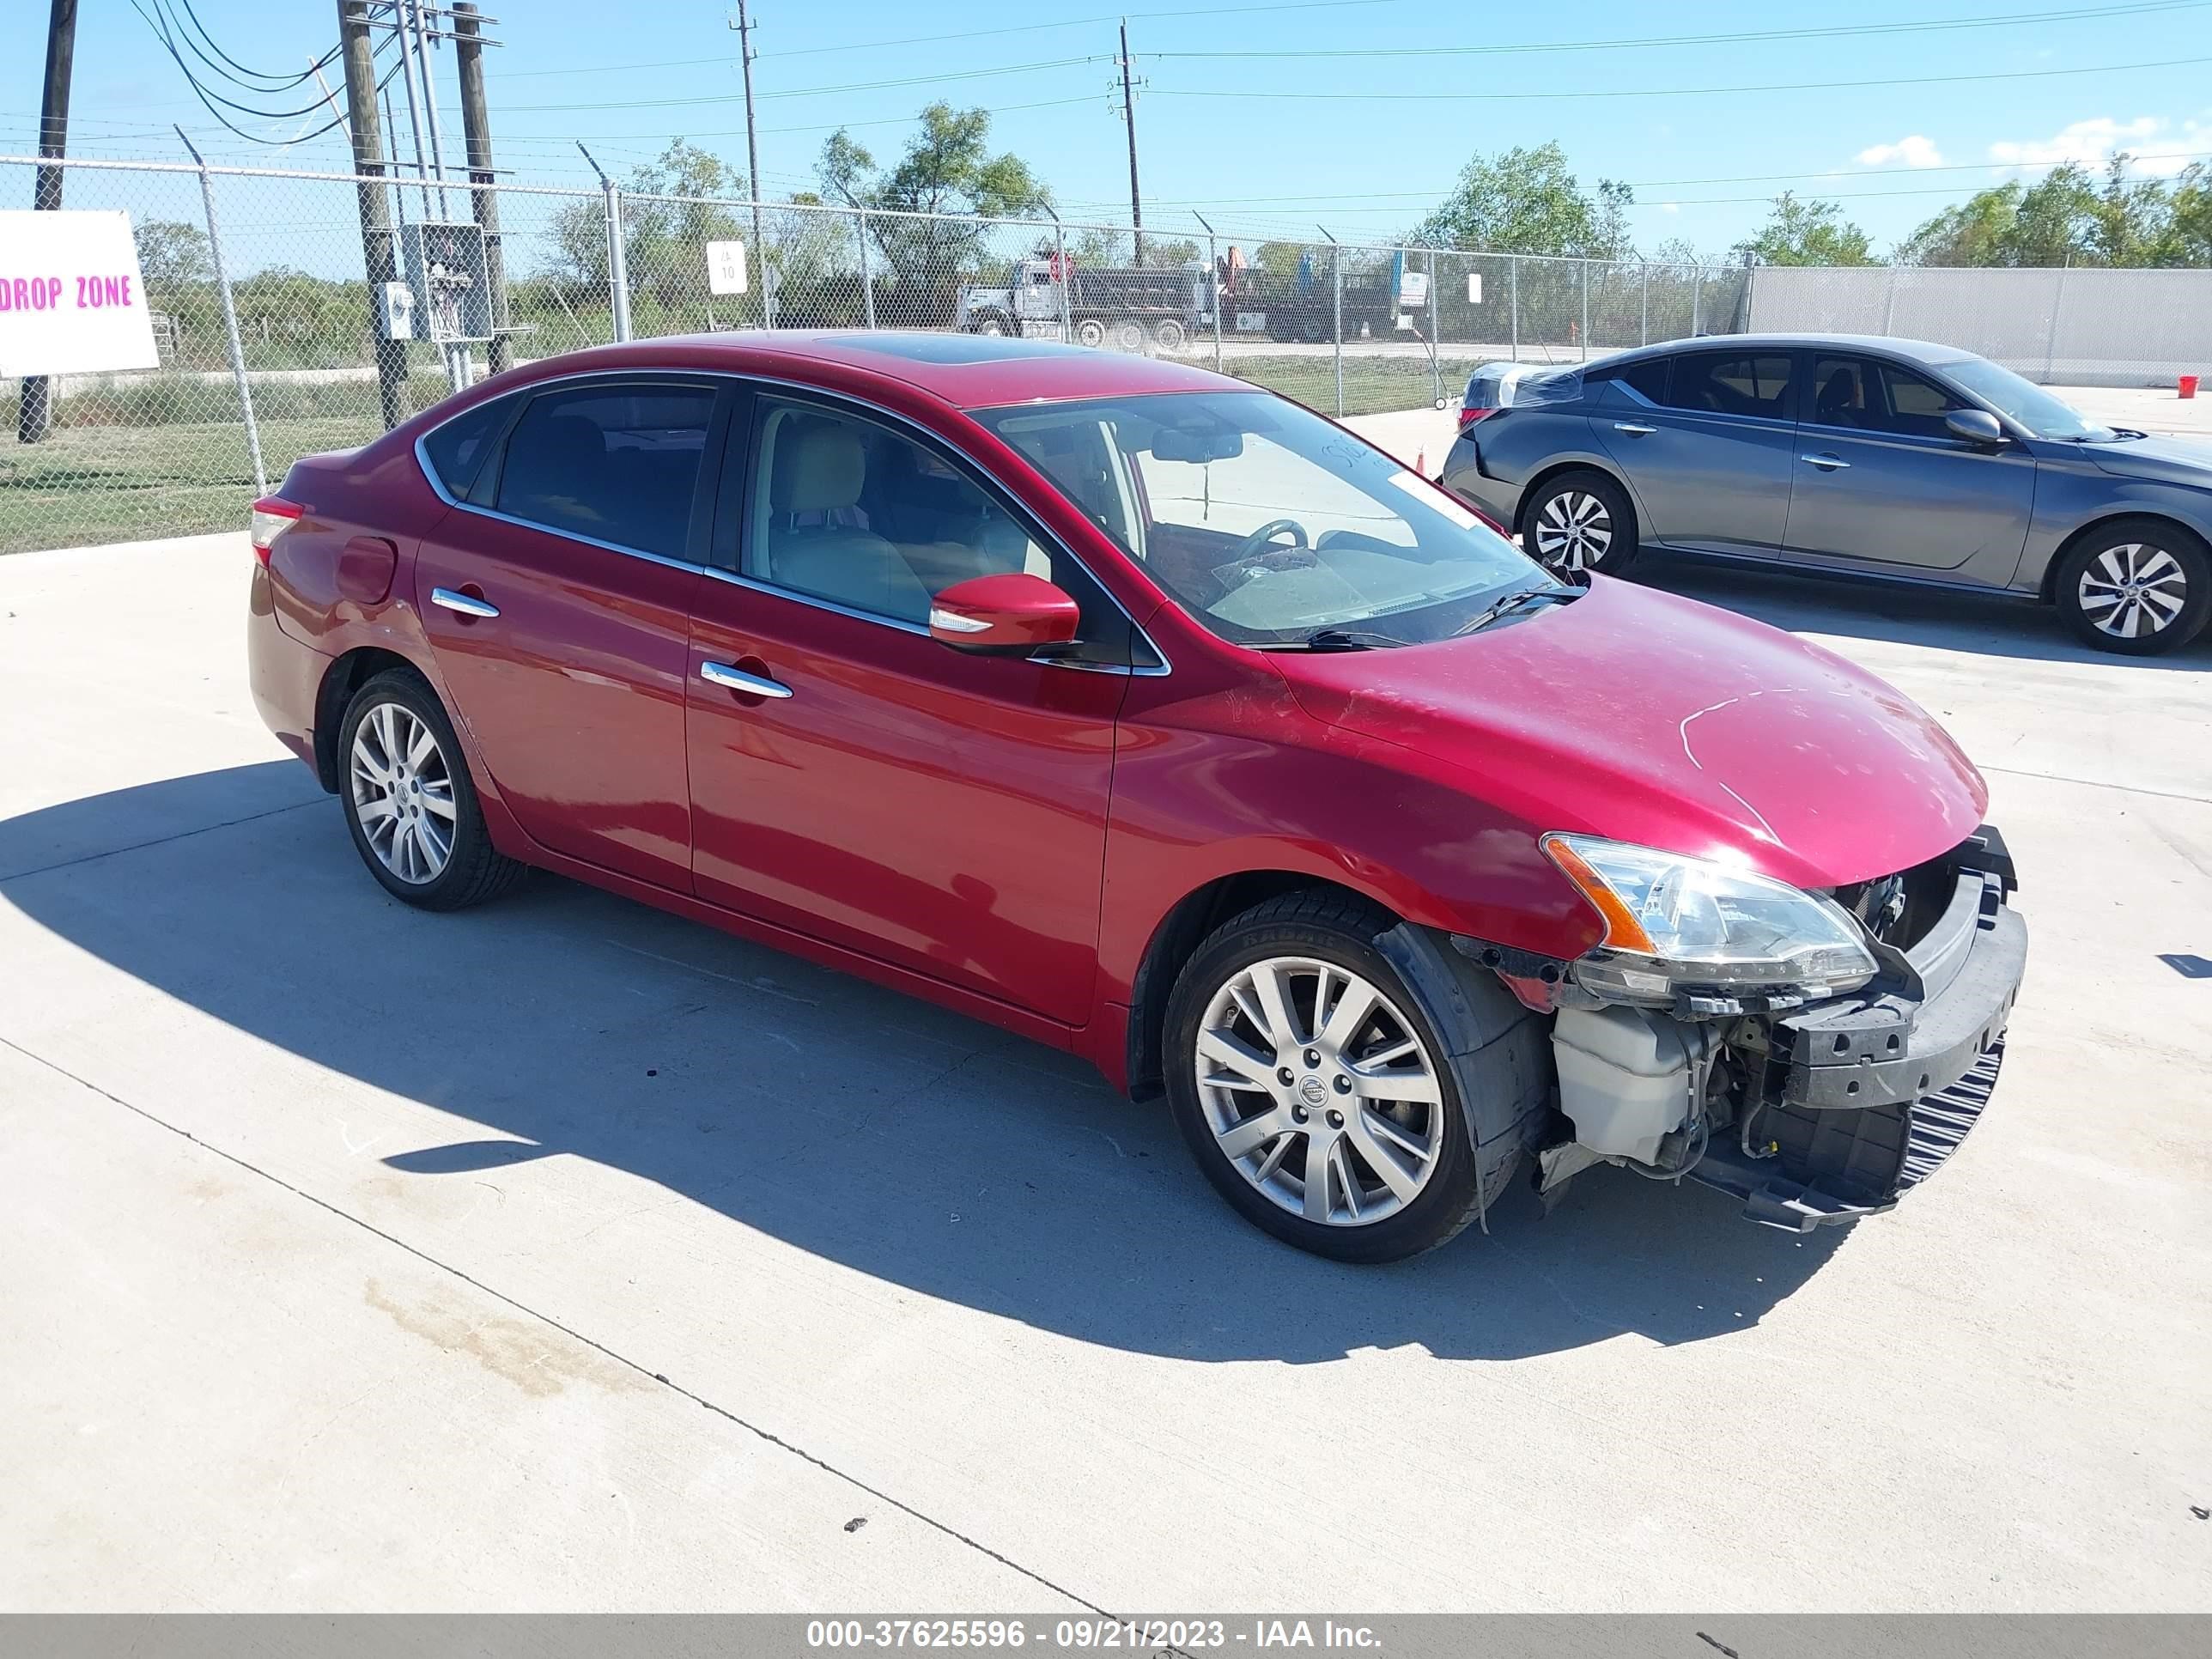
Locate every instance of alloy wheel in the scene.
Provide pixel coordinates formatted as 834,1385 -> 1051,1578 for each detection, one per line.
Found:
2077,542 -> 2188,641
349,701 -> 457,884
1533,489 -> 1612,573
1194,956 -> 1445,1227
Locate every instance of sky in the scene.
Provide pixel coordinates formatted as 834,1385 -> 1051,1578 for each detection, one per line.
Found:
6,0 -> 2211,259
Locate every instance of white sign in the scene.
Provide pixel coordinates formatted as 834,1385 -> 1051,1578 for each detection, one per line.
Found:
1399,270 -> 1430,308
706,240 -> 750,296
0,210 -> 160,377
378,280 -> 416,341
1465,272 -> 1484,305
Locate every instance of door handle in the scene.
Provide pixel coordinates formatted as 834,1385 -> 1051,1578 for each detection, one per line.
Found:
701,661 -> 793,700
1613,422 -> 1657,435
429,586 -> 500,618
1799,453 -> 1850,471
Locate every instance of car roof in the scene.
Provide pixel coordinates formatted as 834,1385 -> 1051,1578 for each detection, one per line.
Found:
1607,332 -> 1976,368
517,330 -> 1234,410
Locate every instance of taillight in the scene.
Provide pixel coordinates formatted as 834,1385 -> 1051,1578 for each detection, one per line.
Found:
1457,405 -> 1498,429
248,495 -> 303,564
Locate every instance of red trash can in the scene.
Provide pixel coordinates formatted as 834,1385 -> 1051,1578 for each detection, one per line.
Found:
2182,374 -> 2200,399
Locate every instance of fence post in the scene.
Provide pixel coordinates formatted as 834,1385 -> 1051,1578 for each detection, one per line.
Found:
1691,270 -> 1704,337
1194,210 -> 1223,373
1881,263 -> 1899,336
1427,245 -> 1442,407
1640,263 -> 1650,345
1579,260 -> 1589,362
1509,256 -> 1519,362
579,145 -> 631,343
856,209 -> 876,328
1320,226 -> 1343,417
2043,253 -> 2069,384
176,131 -> 267,496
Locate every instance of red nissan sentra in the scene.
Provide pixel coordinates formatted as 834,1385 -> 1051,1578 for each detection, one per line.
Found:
246,333 -> 2027,1261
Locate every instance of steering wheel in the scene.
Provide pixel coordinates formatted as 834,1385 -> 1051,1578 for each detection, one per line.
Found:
1231,519 -> 1310,562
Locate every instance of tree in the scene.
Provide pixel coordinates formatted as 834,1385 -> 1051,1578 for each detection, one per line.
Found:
1412,142 -> 1635,258
133,220 -> 212,293
818,103 -> 1050,325
1733,192 -> 1876,266
549,140 -> 749,308
1894,159 -> 2185,267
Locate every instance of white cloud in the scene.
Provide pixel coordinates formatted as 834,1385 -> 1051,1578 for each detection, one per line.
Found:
1856,134 -> 1945,168
1988,114 -> 2210,177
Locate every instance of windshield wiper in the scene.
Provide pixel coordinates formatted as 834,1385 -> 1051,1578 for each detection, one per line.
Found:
1302,627 -> 1410,651
1255,627 -> 1410,652
1452,584 -> 1578,637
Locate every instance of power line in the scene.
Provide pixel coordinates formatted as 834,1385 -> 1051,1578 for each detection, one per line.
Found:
494,1 -> 1403,78
1151,0 -> 2211,58
495,56 -> 1107,112
1152,53 -> 2212,101
495,94 -> 1109,146
151,0 -> 343,92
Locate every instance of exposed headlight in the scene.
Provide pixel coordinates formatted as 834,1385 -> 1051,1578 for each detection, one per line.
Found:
1540,834 -> 1878,1006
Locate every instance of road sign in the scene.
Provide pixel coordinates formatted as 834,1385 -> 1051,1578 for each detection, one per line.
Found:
0,210 -> 160,377
707,240 -> 750,296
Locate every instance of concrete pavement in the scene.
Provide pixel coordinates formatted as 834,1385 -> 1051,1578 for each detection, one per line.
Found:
2,533 -> 2208,1611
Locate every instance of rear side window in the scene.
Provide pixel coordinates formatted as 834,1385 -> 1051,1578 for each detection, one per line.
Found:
495,384 -> 716,559
420,393 -> 516,500
1664,353 -> 1794,418
1617,356 -> 1669,404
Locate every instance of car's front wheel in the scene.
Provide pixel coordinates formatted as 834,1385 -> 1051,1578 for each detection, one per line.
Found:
338,669 -> 528,910
1522,470 -> 1638,576
1163,890 -> 1539,1262
2054,519 -> 2211,654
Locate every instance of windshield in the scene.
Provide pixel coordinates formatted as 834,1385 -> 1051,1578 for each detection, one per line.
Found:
1941,357 -> 2117,441
970,391 -> 1547,646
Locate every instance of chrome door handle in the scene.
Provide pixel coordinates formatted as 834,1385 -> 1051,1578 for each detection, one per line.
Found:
701,661 -> 793,700
1800,453 -> 1850,471
1613,422 -> 1657,435
430,586 -> 500,618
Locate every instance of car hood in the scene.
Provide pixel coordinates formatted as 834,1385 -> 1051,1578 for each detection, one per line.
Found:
2080,433 -> 2212,484
1280,578 -> 1988,890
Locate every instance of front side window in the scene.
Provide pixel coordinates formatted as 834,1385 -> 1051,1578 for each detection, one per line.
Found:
495,384 -> 715,559
740,397 -> 1134,662
972,391 -> 1546,647
1664,353 -> 1794,419
1812,356 -> 1967,441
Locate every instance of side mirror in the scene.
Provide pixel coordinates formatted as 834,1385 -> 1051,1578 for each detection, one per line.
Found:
928,573 -> 1081,656
1945,407 -> 2007,445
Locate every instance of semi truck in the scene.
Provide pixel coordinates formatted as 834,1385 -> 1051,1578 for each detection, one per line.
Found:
957,256 -> 1216,350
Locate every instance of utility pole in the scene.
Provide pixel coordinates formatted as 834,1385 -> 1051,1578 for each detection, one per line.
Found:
454,3 -> 510,373
1117,17 -> 1145,266
337,0 -> 410,430
728,2 -> 774,325
20,0 -> 78,445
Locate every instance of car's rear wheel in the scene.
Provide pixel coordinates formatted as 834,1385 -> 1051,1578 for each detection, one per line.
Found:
1163,890 -> 1539,1262
338,669 -> 528,910
2054,519 -> 2210,654
1153,318 -> 1187,350
1522,470 -> 1638,576
1073,317 -> 1106,349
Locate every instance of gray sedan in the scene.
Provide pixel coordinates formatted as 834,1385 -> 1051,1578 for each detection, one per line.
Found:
1438,333 -> 2212,654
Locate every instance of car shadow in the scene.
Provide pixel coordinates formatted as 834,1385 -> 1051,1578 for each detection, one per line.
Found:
1637,553 -> 2212,669
1,763 -> 1845,1365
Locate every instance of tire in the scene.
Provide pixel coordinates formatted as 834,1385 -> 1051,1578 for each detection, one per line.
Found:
970,311 -> 1010,338
1074,317 -> 1107,349
2052,517 -> 2211,655
1153,318 -> 1188,351
1162,889 -> 1547,1263
1111,319 -> 1146,352
337,668 -> 529,911
1522,469 -> 1638,577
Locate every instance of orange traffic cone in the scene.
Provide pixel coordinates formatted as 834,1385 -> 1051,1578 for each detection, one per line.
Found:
1416,446 -> 1427,475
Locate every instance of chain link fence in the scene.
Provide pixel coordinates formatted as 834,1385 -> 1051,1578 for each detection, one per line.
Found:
4,152 -> 2192,555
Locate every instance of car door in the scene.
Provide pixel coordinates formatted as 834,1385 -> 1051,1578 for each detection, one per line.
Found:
1783,353 -> 2037,575
413,375 -> 726,890
684,389 -> 1137,1026
1595,349 -> 1798,554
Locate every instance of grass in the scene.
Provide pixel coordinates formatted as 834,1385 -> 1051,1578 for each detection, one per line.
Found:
0,416 -> 382,556
3,354 -> 1502,555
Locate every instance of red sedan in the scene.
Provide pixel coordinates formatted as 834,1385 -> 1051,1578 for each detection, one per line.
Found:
247,332 -> 2026,1261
